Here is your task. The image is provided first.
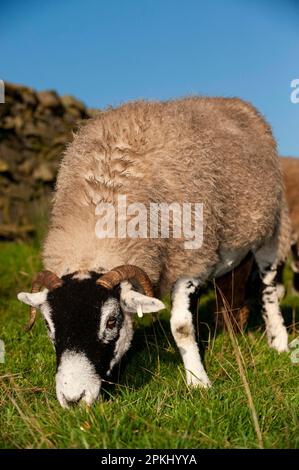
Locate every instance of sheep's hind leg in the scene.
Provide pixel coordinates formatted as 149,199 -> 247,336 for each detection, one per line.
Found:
254,244 -> 289,352
170,277 -> 211,388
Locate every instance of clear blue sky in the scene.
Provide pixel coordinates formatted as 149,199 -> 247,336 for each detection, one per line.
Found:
1,0 -> 298,156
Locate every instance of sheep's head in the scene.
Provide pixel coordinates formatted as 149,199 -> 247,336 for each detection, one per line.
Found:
17,266 -> 164,408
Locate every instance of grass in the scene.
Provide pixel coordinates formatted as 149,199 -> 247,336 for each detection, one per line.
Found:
0,241 -> 299,449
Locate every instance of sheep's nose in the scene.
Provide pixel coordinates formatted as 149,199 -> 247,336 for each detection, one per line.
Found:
62,391 -> 86,406
56,350 -> 101,407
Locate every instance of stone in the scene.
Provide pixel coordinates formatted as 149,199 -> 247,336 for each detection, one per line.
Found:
33,162 -> 55,182
0,160 -> 9,173
61,95 -> 86,113
0,81 -> 93,239
37,90 -> 61,108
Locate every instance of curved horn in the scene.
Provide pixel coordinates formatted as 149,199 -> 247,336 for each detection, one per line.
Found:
96,265 -> 154,297
26,270 -> 63,331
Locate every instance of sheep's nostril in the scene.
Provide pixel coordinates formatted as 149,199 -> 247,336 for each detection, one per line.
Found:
63,390 -> 86,406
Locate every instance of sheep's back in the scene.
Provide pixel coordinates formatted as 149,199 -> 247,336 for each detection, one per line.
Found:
44,97 -> 283,290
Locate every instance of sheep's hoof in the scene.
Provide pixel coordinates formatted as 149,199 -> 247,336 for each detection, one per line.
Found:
269,330 -> 289,353
186,371 -> 211,389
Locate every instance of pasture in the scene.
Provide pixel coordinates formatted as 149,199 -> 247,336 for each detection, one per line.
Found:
0,241 -> 298,449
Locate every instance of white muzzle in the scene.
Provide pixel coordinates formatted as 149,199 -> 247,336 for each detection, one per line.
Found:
56,350 -> 101,408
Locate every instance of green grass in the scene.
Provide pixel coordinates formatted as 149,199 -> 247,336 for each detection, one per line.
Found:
0,241 -> 298,449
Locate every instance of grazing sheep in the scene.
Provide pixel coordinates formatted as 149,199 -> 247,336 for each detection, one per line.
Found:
17,97 -> 289,407
215,156 -> 298,329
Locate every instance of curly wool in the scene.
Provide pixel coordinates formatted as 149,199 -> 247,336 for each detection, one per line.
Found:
43,96 -> 287,295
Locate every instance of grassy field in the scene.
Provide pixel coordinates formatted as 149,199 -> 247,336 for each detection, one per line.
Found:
0,241 -> 298,449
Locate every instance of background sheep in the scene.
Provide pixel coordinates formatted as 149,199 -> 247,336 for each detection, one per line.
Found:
18,97 -> 289,407
215,156 -> 299,330
283,157 -> 299,290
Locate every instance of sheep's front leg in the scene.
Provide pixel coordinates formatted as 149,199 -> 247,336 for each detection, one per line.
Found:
170,277 -> 211,388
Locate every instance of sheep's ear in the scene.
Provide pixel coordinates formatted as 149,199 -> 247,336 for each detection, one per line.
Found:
120,283 -> 165,315
17,291 -> 47,308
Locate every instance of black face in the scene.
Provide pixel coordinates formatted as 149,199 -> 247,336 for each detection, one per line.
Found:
18,267 -> 163,407
47,272 -> 123,378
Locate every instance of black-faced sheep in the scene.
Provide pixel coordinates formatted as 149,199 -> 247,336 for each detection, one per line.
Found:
18,97 -> 290,407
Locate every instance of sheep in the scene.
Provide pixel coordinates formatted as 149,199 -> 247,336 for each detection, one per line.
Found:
282,157 -> 299,290
214,156 -> 298,330
17,97 -> 290,407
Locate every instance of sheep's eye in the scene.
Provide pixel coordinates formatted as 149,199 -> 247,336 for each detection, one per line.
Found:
106,317 -> 117,329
